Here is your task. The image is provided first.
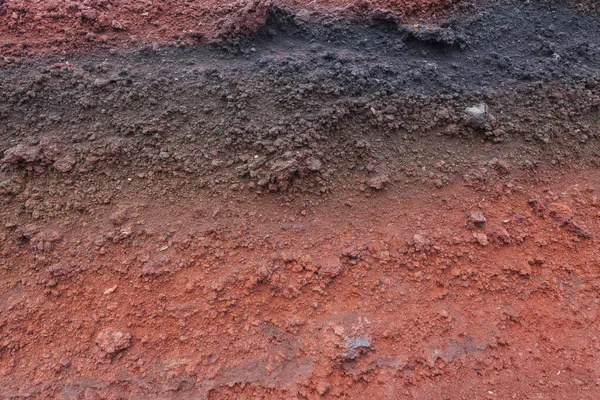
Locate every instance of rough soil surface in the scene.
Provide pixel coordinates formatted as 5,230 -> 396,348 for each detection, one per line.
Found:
0,0 -> 473,58
1,0 -> 600,399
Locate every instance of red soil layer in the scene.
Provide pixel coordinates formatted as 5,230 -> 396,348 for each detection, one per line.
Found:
2,168 -> 600,398
0,0 -> 467,57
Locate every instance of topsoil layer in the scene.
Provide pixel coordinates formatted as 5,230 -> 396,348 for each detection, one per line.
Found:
0,0 -> 597,58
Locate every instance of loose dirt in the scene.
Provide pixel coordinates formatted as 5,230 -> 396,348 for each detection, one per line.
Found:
1,0 -> 600,399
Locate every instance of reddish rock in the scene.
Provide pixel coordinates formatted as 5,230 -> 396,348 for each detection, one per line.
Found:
96,328 -> 132,357
2,144 -> 41,164
367,174 -> 390,190
467,211 -> 487,227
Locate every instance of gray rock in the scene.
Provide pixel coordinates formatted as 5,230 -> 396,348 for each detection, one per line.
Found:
465,103 -> 496,130
344,336 -> 371,360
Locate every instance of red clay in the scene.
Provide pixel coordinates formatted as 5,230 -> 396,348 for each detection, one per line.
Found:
2,168 -> 600,398
0,0 -> 467,57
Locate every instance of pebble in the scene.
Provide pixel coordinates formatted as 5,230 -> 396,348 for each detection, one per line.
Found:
467,211 -> 487,227
367,174 -> 390,190
96,328 -> 132,357
473,232 -> 489,246
465,103 -> 496,130
344,336 -> 371,360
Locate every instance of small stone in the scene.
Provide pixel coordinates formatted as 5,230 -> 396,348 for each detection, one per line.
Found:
319,257 -> 342,278
256,263 -> 272,282
528,198 -> 546,215
315,380 -> 330,395
519,264 -> 532,276
111,20 -> 124,30
96,328 -> 131,357
141,255 -> 171,276
568,221 -> 592,239
305,157 -> 322,172
467,211 -> 487,227
367,174 -> 390,190
473,232 -> 489,246
465,103 -> 496,130
103,285 -> 117,295
412,234 -> 431,252
344,336 -> 371,360
109,208 -> 129,226
491,226 -> 511,244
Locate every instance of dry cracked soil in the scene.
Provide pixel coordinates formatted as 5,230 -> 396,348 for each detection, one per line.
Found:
1,0 -> 600,399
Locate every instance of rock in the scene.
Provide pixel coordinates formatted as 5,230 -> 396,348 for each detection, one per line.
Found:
295,8 -> 311,24
319,257 -> 342,278
59,357 -> 72,368
111,20 -> 124,30
54,155 -> 76,172
465,103 -> 496,130
488,157 -> 510,173
344,336 -> 371,360
0,178 -> 24,196
367,174 -> 390,190
467,211 -> 487,227
519,264 -> 532,276
528,198 -> 546,215
38,136 -> 60,160
2,144 -> 41,164
473,232 -> 489,246
256,263 -> 272,282
305,157 -> 322,172
490,226 -> 511,244
103,285 -> 117,295
412,234 -> 431,252
568,221 -> 592,239
96,328 -> 131,357
424,346 -> 442,368
548,202 -> 573,225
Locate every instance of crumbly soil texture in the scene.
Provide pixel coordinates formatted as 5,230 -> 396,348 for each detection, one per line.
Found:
1,0 -> 600,399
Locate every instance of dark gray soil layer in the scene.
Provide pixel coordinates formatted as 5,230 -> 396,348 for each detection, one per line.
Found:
0,0 -> 599,196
